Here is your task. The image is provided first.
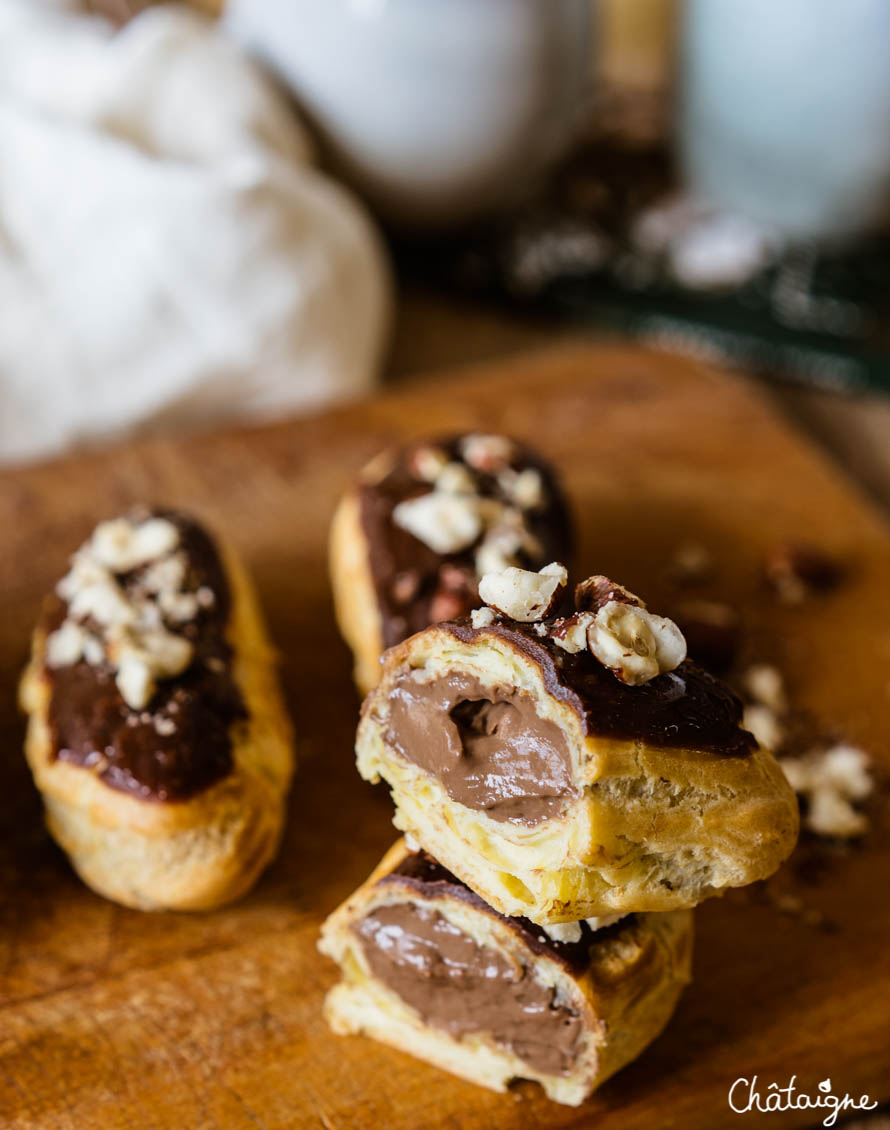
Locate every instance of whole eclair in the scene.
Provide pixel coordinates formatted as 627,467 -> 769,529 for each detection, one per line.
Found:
19,508 -> 294,911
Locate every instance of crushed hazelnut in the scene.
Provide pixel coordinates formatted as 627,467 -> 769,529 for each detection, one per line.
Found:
474,507 -> 543,576
540,921 -> 582,944
392,492 -> 482,554
780,744 -> 872,838
46,622 -> 92,667
585,913 -> 626,931
575,575 -> 641,613
478,562 -> 568,622
391,570 -> 421,605
408,445 -> 449,483
743,704 -> 785,752
45,512 -> 210,711
470,607 -> 497,629
459,433 -> 515,473
434,461 -> 477,496
742,664 -> 787,713
110,627 -> 193,710
550,611 -> 596,654
497,466 -> 545,510
91,516 -> 179,573
587,599 -> 687,685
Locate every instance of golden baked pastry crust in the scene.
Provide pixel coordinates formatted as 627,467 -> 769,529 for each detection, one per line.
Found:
320,839 -> 693,1106
356,623 -> 799,923
19,533 -> 294,911
329,487 -> 386,697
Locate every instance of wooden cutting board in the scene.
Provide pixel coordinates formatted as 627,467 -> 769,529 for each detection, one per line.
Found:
1,343 -> 888,1129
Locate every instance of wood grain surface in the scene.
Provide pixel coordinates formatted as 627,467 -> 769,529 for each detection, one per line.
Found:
1,343 -> 888,1129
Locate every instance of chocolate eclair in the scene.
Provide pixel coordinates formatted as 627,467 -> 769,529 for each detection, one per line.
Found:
329,434 -> 572,694
19,509 -> 294,910
320,839 -> 693,1106
356,565 -> 799,924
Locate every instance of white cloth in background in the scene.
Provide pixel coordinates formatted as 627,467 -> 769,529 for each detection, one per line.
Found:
0,0 -> 391,464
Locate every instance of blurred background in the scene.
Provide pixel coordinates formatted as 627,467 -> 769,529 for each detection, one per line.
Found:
2,0 -> 889,497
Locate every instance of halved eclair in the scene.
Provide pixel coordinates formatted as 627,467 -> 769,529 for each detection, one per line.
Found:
320,839 -> 693,1106
19,508 -> 294,911
356,566 -> 799,924
329,433 -> 572,694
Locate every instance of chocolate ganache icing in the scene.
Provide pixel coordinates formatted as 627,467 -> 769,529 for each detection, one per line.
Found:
358,436 -> 572,649
443,619 -> 756,757
43,510 -> 246,802
385,670 -> 576,825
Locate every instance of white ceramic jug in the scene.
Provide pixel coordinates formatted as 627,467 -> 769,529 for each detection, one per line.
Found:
225,0 -> 592,227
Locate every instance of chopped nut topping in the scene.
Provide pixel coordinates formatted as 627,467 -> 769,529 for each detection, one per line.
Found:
392,492 -> 482,554
587,599 -> 687,685
434,461 -> 477,496
585,913 -> 627,931
91,516 -> 179,573
470,607 -> 497,629
780,745 -> 872,838
742,664 -> 787,713
540,921 -> 582,944
46,622 -> 95,668
539,913 -> 626,944
478,562 -> 567,622
575,575 -> 641,613
408,444 -> 449,483
497,466 -> 545,510
459,433 -> 515,472
550,611 -> 596,654
391,570 -> 421,605
474,508 -> 542,576
44,513 -> 215,711
743,704 -> 785,752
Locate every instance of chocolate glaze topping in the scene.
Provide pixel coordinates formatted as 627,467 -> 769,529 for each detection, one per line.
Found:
443,620 -> 756,757
44,512 -> 246,802
355,901 -> 585,1076
386,670 -> 575,824
379,849 -> 630,975
358,437 -> 572,649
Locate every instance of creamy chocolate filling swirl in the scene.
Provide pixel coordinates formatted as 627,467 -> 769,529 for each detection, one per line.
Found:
355,901 -> 585,1077
385,671 -> 576,825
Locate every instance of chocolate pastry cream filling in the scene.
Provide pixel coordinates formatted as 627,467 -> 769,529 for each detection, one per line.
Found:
355,902 -> 584,1076
385,671 -> 576,825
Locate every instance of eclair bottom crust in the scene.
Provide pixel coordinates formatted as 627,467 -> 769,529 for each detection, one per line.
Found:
320,840 -> 693,1106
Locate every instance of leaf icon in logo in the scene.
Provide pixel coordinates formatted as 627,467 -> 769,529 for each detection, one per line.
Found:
818,1079 -> 832,1093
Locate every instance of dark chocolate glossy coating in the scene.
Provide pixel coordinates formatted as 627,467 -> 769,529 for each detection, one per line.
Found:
443,619 -> 756,757
358,437 -> 572,649
44,512 -> 246,802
